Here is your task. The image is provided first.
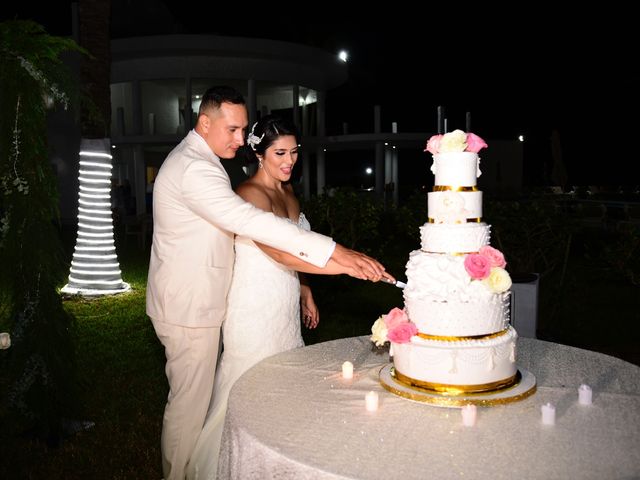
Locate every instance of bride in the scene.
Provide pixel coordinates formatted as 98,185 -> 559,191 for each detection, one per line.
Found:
186,115 -> 361,479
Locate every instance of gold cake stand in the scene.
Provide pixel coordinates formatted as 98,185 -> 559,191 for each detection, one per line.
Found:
379,364 -> 537,408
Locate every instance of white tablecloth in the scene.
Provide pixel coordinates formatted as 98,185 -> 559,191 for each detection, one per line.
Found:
217,336 -> 640,479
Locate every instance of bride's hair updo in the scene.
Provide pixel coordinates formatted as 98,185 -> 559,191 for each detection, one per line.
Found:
246,115 -> 300,157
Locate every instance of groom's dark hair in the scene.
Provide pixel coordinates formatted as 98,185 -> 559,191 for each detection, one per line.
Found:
199,86 -> 245,116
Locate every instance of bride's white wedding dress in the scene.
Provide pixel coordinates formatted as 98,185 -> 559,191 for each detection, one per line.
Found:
186,213 -> 310,480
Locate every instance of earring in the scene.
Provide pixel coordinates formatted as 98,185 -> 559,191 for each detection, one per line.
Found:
258,159 -> 263,169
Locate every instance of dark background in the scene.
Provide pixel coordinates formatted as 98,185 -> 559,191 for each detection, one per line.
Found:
3,2 -> 637,187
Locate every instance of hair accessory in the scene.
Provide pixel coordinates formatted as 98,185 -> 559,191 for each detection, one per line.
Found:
247,122 -> 265,151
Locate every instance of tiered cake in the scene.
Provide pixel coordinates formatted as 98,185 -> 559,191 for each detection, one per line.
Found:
373,130 -> 518,395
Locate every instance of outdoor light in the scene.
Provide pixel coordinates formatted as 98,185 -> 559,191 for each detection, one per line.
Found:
518,135 -> 524,142
61,139 -> 130,296
338,50 -> 348,62
365,167 -> 373,175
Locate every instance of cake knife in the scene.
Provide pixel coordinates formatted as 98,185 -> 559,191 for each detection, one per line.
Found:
381,277 -> 407,289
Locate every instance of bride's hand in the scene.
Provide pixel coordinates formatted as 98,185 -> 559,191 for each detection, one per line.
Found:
331,244 -> 388,282
301,285 -> 319,329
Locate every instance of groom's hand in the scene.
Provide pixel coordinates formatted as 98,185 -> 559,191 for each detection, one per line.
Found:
331,244 -> 394,282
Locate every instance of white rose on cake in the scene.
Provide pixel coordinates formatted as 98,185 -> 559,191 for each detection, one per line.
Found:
438,129 -> 468,152
482,267 -> 512,293
370,317 -> 388,347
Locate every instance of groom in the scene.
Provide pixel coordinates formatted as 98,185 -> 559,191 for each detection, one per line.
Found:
146,86 -> 391,479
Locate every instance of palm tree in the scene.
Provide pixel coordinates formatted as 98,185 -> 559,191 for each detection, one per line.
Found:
62,0 -> 130,295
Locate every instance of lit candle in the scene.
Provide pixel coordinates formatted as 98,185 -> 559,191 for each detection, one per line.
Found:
541,402 -> 556,425
365,391 -> 379,412
342,361 -> 353,380
461,404 -> 477,427
578,384 -> 592,405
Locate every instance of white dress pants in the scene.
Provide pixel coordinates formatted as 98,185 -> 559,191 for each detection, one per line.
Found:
152,320 -> 221,480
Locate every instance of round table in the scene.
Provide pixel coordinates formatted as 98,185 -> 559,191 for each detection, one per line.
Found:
217,336 -> 640,479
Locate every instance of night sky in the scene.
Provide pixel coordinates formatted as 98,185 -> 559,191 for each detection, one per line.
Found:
3,2 -> 636,187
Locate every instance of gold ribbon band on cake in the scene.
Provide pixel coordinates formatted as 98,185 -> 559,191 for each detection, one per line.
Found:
421,249 -> 477,256
392,368 -> 520,395
427,217 -> 482,223
417,328 -> 509,342
432,185 -> 478,192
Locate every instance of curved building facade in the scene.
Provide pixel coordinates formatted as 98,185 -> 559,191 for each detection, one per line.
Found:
58,34 -> 347,221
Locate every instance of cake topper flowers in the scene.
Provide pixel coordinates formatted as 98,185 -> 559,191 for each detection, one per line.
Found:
425,129 -> 488,155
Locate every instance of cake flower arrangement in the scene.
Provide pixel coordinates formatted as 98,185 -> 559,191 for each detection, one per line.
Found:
464,245 -> 512,293
371,307 -> 417,347
424,129 -> 488,155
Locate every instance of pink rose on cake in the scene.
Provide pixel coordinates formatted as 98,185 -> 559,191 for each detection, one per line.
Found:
370,307 -> 417,346
464,253 -> 491,280
424,129 -> 488,154
383,307 -> 408,329
466,133 -> 488,153
478,245 -> 507,268
387,322 -> 418,343
463,246 -> 512,293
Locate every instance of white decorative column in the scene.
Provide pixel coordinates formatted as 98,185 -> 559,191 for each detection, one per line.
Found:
292,84 -> 301,131
302,150 -> 311,200
247,78 -> 257,129
316,91 -> 326,195
375,142 -> 384,195
374,105 -> 384,195
61,138 -> 130,295
392,146 -> 399,205
316,148 -> 326,195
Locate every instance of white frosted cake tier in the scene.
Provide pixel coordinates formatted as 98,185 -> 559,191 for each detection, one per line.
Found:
431,152 -> 480,187
391,326 -> 518,389
405,292 -> 510,336
420,223 -> 490,254
428,190 -> 483,221
404,251 -> 510,336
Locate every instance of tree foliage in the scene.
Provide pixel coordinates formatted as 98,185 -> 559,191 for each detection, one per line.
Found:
0,20 -> 84,441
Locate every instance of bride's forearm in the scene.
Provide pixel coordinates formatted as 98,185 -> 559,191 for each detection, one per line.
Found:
256,242 -> 348,275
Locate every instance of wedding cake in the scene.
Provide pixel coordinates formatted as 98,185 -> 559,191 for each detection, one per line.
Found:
373,130 -> 517,395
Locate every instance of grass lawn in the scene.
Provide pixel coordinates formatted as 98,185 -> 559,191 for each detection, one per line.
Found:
0,222 -> 637,479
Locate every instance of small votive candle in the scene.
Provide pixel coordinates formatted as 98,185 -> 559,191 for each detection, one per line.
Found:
365,391 -> 379,412
578,384 -> 592,405
342,361 -> 354,380
461,404 -> 477,427
541,402 -> 556,425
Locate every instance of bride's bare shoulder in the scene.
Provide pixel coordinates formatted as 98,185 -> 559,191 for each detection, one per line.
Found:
235,180 -> 272,211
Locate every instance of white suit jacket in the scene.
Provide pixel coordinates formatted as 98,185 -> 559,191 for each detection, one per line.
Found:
146,130 -> 335,328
